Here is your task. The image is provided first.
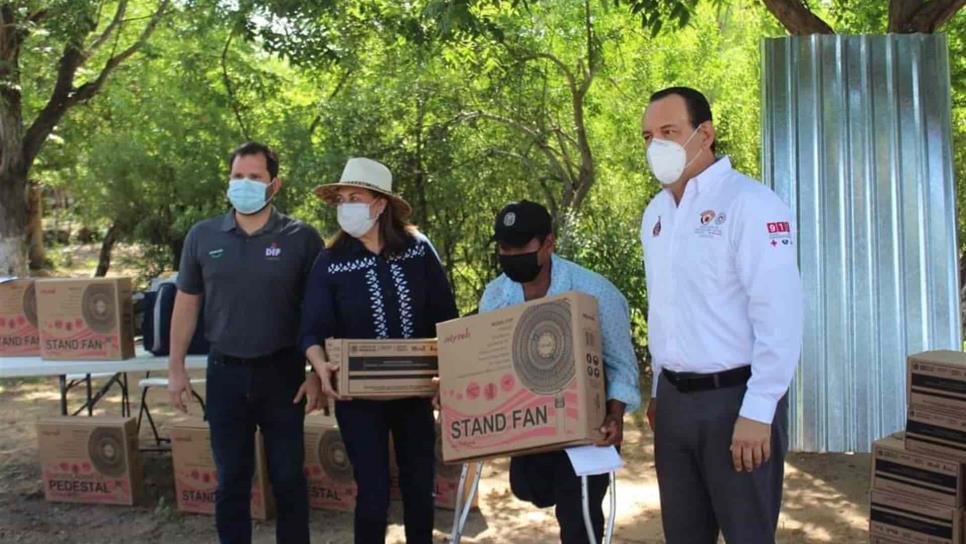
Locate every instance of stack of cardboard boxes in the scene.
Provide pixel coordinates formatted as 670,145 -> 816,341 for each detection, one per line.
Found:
1,277 -> 135,360
870,351 -> 966,544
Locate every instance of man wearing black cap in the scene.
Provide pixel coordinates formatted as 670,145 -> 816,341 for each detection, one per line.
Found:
476,200 -> 641,544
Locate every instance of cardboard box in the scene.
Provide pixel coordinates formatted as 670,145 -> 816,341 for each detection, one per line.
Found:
909,351 -> 966,416
0,278 -> 39,356
36,278 -> 135,360
326,338 -> 438,398
436,291 -> 606,463
37,416 -> 143,506
907,407 -> 966,463
869,489 -> 962,544
389,425 -> 480,510
872,433 -> 964,508
169,419 -> 274,520
304,416 -> 357,512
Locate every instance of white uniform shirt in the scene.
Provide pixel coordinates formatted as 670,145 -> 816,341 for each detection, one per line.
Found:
640,157 -> 803,424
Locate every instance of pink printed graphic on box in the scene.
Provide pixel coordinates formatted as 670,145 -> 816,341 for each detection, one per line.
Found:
174,472 -> 218,514
40,324 -> 117,358
43,462 -> 130,504
443,379 -> 580,454
0,319 -> 39,355
306,463 -> 357,511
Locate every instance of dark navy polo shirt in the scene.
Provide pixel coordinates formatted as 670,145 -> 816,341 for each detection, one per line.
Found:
177,208 -> 323,358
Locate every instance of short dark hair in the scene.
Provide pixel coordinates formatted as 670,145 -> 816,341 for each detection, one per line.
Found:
649,86 -> 716,153
229,142 -> 279,179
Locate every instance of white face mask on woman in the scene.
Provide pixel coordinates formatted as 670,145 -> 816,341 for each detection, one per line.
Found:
337,202 -> 381,238
646,127 -> 703,185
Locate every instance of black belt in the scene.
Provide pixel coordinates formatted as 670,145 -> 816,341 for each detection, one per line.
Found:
662,366 -> 751,393
211,346 -> 299,366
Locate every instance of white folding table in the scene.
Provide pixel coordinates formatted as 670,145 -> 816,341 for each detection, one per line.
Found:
0,349 -> 208,415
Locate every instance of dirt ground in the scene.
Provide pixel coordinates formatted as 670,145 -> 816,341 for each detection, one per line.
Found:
0,372 -> 871,544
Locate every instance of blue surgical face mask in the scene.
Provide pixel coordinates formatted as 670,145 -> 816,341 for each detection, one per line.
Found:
227,178 -> 273,215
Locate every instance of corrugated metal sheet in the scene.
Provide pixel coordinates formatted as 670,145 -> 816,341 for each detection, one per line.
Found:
761,34 -> 961,453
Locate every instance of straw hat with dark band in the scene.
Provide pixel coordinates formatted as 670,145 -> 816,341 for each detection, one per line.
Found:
313,157 -> 413,220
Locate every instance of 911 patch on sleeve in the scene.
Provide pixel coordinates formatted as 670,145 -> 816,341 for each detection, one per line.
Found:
767,222 -> 790,234
767,221 -> 793,247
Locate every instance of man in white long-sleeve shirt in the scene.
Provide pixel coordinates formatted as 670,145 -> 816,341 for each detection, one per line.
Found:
639,87 -> 803,544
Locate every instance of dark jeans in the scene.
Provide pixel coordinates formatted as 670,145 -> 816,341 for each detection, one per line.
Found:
207,348 -> 309,544
335,397 -> 436,544
510,450 -> 611,544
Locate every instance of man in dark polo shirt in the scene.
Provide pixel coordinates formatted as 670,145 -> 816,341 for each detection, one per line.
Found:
168,142 -> 324,544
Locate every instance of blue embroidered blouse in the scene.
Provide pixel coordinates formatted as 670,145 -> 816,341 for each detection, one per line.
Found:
298,232 -> 459,351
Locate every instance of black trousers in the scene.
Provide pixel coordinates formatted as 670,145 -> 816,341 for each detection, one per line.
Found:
335,397 -> 436,544
654,374 -> 789,544
206,348 -> 310,544
510,450 -> 610,544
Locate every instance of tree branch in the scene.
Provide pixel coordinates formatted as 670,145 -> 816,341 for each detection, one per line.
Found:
27,9 -> 50,24
514,50 -> 578,97
221,29 -> 250,140
759,0 -> 835,34
458,110 -> 574,188
22,0 -> 170,168
309,68 -> 354,137
87,0 -> 129,56
584,0 -> 595,77
903,0 -> 966,32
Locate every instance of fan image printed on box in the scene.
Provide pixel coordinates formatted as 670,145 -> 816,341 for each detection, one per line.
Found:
304,417 -> 357,511
436,291 -> 606,463
37,417 -> 144,506
326,338 -> 438,398
35,278 -> 135,360
0,278 -> 40,356
169,419 -> 274,520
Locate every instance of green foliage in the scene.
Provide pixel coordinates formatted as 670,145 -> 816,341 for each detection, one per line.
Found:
23,0 -> 966,362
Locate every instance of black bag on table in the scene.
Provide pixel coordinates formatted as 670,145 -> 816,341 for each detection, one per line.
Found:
142,280 -> 209,356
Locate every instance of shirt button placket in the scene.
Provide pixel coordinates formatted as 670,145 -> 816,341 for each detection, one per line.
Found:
666,191 -> 692,359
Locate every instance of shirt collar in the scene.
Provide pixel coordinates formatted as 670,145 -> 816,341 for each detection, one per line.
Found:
505,254 -> 571,303
690,156 -> 732,195
219,206 -> 281,234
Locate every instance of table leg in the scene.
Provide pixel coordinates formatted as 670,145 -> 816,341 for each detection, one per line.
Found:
59,375 -> 67,416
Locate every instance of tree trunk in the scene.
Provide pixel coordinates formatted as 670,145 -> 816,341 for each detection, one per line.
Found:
94,224 -> 119,277
0,171 -> 28,276
760,0 -> 836,35
888,0 -> 924,32
0,7 -> 27,276
902,0 -> 966,33
170,239 -> 184,272
27,182 -> 45,269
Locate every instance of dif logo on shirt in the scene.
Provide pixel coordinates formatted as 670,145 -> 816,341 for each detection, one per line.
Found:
265,242 -> 282,260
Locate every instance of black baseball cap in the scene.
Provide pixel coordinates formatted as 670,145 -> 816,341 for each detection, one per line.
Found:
492,200 -> 553,247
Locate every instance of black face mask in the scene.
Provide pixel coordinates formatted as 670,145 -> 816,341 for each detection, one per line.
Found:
499,251 -> 543,283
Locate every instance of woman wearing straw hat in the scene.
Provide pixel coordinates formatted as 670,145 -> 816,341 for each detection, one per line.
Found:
299,157 -> 458,544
